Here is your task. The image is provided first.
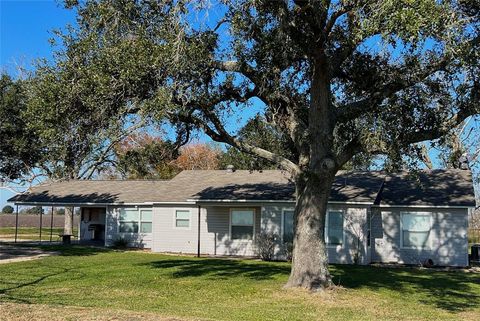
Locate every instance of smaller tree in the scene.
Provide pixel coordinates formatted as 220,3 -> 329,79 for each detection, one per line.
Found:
25,206 -> 44,215
1,205 -> 14,214
112,133 -> 180,179
174,144 -> 222,170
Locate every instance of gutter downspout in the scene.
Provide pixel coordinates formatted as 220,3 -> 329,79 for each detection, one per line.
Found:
197,205 -> 201,258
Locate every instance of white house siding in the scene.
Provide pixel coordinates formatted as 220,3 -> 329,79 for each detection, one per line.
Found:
105,205 -> 153,248
371,207 -> 469,267
151,205 -> 261,256
261,203 -> 370,264
200,206 -> 261,256
151,205 -> 198,253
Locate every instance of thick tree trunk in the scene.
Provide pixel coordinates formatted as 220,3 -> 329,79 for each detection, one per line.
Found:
285,171 -> 336,290
64,206 -> 74,235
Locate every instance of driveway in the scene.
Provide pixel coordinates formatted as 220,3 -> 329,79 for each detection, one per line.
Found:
0,243 -> 58,264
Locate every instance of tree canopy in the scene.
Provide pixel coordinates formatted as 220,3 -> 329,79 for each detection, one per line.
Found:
52,0 -> 479,175
0,75 -> 41,180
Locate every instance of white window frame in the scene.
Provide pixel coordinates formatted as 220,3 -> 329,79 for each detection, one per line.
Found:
281,208 -> 295,243
118,207 -> 153,235
173,209 -> 192,230
325,209 -> 345,247
229,208 -> 256,241
139,209 -> 153,234
400,211 -> 433,249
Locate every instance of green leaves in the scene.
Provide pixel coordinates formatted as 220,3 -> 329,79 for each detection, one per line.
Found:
0,75 -> 42,179
360,0 -> 454,43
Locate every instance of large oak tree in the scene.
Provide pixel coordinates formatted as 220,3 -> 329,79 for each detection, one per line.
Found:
50,0 -> 479,290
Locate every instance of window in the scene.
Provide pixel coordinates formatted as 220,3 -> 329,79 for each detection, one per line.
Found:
231,209 -> 254,240
283,209 -> 295,243
401,212 -> 432,248
175,210 -> 190,228
119,208 -> 153,233
326,211 -> 344,246
119,209 -> 139,233
140,210 -> 153,233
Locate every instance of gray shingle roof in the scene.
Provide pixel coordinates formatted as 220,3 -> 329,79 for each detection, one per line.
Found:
8,169 -> 476,207
8,180 -> 169,204
379,169 -> 476,207
179,170 -> 385,203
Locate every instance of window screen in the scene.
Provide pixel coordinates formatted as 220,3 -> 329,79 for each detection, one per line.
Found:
175,210 -> 190,228
326,211 -> 343,245
231,209 -> 254,240
401,213 -> 431,248
283,210 -> 295,243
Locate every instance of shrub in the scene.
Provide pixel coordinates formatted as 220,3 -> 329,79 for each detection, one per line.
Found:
283,242 -> 293,262
254,232 -> 277,261
1,205 -> 14,214
112,237 -> 129,249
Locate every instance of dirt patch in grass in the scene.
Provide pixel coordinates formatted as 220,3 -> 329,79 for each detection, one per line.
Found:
0,303 -> 199,321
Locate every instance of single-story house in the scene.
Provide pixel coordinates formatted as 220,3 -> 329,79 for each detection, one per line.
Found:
8,168 -> 476,267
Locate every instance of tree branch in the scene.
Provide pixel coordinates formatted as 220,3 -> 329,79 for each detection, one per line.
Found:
335,136 -> 363,168
171,109 -> 300,174
336,56 -> 451,122
324,6 -> 351,39
211,59 -> 309,157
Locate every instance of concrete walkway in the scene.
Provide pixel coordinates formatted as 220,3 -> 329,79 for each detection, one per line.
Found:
0,243 -> 58,264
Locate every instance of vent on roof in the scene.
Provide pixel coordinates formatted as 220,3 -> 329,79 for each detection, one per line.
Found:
226,165 -> 236,173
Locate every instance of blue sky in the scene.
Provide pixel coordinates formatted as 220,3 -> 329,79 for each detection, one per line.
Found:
0,0 -> 76,74
1,0 -> 76,208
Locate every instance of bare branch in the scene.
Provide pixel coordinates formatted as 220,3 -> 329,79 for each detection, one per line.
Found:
324,6 -> 351,38
172,109 -> 300,174
336,57 -> 450,122
336,136 -> 363,168
419,144 -> 433,169
79,120 -> 147,179
211,60 -> 257,82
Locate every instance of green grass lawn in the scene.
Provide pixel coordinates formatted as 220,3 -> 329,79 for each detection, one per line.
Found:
0,245 -> 479,321
0,227 -> 78,241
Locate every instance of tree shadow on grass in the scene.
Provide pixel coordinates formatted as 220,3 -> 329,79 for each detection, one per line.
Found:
145,258 -> 479,313
0,267 -> 81,304
331,265 -> 480,312
1,242 -> 112,258
38,244 -> 112,257
144,257 -> 291,281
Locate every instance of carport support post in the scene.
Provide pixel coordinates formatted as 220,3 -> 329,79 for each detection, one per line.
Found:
14,205 -> 19,243
39,207 -> 43,242
50,206 -> 54,242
